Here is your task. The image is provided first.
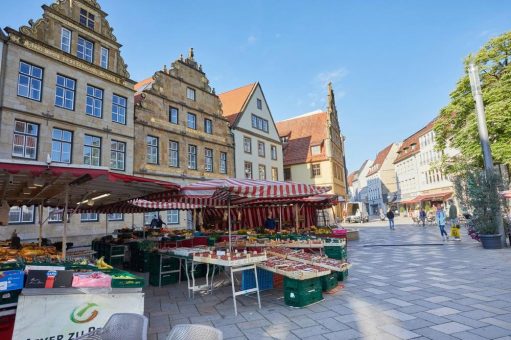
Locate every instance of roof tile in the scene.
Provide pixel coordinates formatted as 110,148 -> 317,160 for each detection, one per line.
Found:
218,83 -> 257,125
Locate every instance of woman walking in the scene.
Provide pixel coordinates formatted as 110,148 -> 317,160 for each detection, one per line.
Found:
436,204 -> 449,241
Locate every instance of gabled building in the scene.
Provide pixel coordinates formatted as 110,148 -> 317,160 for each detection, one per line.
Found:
276,83 -> 348,221
365,143 -> 400,215
349,159 -> 373,202
133,49 -> 234,228
219,82 -> 283,181
0,0 -> 135,244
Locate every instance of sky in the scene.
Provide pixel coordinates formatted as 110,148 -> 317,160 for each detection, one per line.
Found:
2,0 -> 511,172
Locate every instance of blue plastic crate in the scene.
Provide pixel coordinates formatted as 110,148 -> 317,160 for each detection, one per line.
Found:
0,270 -> 24,292
241,268 -> 273,291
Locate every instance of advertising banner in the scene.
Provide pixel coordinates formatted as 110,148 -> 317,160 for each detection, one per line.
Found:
13,292 -> 144,340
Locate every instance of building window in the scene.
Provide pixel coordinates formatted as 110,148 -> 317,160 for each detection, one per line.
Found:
17,61 -> 43,101
100,47 -> 109,69
146,136 -> 158,164
281,136 -> 289,143
284,168 -> 291,181
258,141 -> 265,157
271,145 -> 277,160
258,164 -> 266,180
61,27 -> 71,53
220,152 -> 227,174
169,140 -> 179,167
167,210 -> 179,224
244,162 -> 253,179
204,118 -> 213,134
169,107 -> 179,124
48,207 -> 63,223
81,213 -> 99,222
243,137 -> 252,154
188,145 -> 197,169
112,94 -> 127,124
51,128 -> 72,164
187,88 -> 196,101
205,148 -> 213,172
86,85 -> 103,118
9,206 -> 35,224
187,113 -> 197,129
311,145 -> 321,155
110,140 -> 126,171
252,114 -> 269,133
108,213 -> 123,221
12,120 -> 38,159
77,36 -> 94,63
84,134 -> 101,166
271,167 -> 278,181
55,74 -> 75,110
312,164 -> 321,177
257,98 -> 262,110
79,8 -> 95,29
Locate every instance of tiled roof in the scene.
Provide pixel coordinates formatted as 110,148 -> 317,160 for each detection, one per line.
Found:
366,144 -> 394,177
347,172 -> 358,186
134,77 -> 154,92
218,83 -> 257,125
394,118 -> 437,164
276,111 -> 328,166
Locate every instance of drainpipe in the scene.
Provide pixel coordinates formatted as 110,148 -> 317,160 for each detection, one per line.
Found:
230,130 -> 236,178
0,29 -> 9,131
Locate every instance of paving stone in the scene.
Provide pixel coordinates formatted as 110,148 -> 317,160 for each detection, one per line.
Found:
379,324 -> 421,339
385,298 -> 413,307
414,326 -> 460,340
322,329 -> 362,339
481,318 -> 511,331
315,317 -> 351,332
425,296 -> 452,303
469,325 -> 511,338
427,307 -> 461,316
400,318 -> 435,331
451,331 -> 492,340
383,309 -> 417,321
290,325 -> 330,338
431,322 -> 473,334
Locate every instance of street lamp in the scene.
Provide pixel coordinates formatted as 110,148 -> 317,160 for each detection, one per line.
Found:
467,62 -> 506,247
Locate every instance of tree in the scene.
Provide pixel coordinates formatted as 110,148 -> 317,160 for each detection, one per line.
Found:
435,31 -> 511,174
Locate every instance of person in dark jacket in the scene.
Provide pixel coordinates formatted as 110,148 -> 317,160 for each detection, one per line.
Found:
386,208 -> 395,230
419,208 -> 427,227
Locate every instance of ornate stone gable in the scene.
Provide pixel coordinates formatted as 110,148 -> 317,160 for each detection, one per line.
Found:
13,0 -> 129,79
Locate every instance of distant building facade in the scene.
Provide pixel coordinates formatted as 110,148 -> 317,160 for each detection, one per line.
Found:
365,143 -> 400,215
133,49 -> 234,228
276,84 -> 348,222
0,0 -> 135,244
219,82 -> 283,181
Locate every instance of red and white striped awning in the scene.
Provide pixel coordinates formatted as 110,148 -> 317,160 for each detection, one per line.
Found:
180,178 -> 331,202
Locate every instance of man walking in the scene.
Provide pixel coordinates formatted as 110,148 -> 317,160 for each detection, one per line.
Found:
386,208 -> 395,230
448,201 -> 458,226
419,208 -> 426,227
436,204 -> 448,241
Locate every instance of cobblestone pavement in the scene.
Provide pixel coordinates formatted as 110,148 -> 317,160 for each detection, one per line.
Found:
144,220 -> 511,340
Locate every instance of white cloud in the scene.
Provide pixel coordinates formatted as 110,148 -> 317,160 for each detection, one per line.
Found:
315,68 -> 348,88
247,35 -> 257,44
306,68 -> 348,110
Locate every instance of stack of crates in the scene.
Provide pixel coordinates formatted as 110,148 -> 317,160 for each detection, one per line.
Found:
104,244 -> 126,267
284,277 -> 323,307
129,242 -> 151,272
324,238 -> 348,282
149,253 -> 180,286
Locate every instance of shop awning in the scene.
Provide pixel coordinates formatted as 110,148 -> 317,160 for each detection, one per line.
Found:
0,160 -> 180,209
414,191 -> 453,203
80,199 -> 203,214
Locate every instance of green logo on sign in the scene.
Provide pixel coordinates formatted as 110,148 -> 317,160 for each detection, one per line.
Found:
70,303 -> 99,324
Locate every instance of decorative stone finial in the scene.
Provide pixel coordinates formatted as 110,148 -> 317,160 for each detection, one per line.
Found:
163,64 -> 167,73
180,54 -> 184,61
189,48 -> 194,60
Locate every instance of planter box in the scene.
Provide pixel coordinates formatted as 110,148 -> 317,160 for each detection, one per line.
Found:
480,234 -> 503,249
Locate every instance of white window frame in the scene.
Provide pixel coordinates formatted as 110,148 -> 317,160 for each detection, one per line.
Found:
86,85 -> 103,118
205,148 -> 213,172
243,137 -> 252,154
17,61 -> 43,101
110,140 -> 126,171
12,120 -> 38,159
169,140 -> 179,167
244,161 -> 253,179
258,164 -> 266,180
167,210 -> 180,224
55,74 -> 75,110
8,205 -> 35,224
51,128 -> 73,164
84,134 -> 101,166
108,213 -> 123,221
77,36 -> 94,63
186,87 -> 196,101
100,46 -> 109,69
146,136 -> 159,164
112,94 -> 127,124
61,27 -> 71,53
81,212 -> 99,222
258,141 -> 265,157
271,145 -> 277,160
169,107 -> 179,124
187,113 -> 197,129
188,145 -> 197,169
220,152 -> 227,174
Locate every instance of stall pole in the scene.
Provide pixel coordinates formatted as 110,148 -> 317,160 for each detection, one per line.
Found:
38,203 -> 43,246
279,205 -> 283,232
105,217 -> 109,236
331,206 -> 336,225
294,204 -> 299,233
228,199 -> 232,251
62,185 -> 69,260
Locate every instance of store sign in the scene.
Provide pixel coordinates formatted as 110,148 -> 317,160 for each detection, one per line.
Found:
13,292 -> 144,340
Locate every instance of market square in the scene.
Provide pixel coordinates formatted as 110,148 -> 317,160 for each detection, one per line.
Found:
1,0 -> 511,339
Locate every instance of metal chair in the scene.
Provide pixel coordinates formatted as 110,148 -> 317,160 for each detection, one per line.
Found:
167,324 -> 223,340
75,313 -> 148,340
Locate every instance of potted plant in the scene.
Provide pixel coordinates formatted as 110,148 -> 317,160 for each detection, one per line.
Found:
454,169 -> 504,249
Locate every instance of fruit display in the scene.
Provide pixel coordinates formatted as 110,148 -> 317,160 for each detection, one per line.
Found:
72,272 -> 112,288
310,226 -> 333,235
257,256 -> 330,280
245,239 -> 324,248
95,256 -> 113,270
193,249 -> 267,266
266,247 -> 295,258
0,245 -> 60,262
163,246 -> 210,257
287,250 -> 351,272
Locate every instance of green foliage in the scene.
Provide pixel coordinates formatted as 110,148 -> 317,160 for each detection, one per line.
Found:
435,31 -> 511,173
453,169 -> 503,234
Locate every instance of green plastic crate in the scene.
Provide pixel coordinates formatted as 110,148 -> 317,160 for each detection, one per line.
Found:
336,269 -> 349,282
110,272 -> 144,288
320,273 -> 338,292
284,283 -> 323,307
324,247 -> 346,260
0,289 -> 21,305
149,273 -> 179,286
284,277 -> 322,290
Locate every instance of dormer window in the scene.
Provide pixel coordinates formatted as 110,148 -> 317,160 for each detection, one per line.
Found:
281,136 -> 289,143
311,145 -> 321,155
79,9 -> 95,30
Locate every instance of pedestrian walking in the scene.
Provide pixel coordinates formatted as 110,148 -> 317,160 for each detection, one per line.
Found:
419,208 -> 426,227
448,200 -> 457,226
436,204 -> 448,240
386,208 -> 395,230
